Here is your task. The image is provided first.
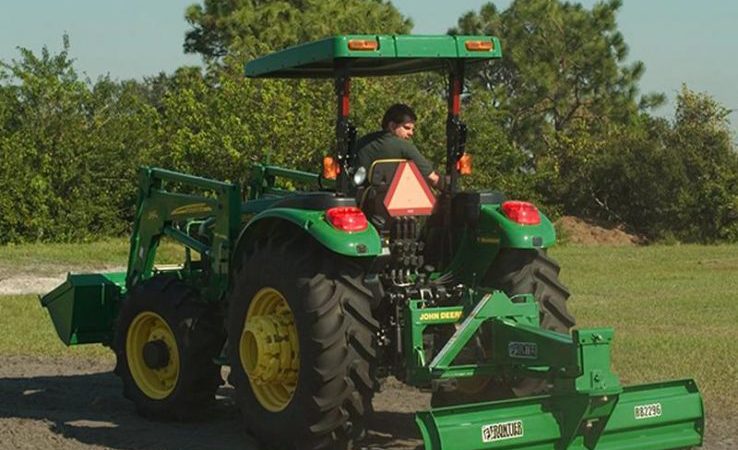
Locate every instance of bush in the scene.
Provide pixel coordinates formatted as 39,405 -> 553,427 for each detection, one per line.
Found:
1,38 -> 736,244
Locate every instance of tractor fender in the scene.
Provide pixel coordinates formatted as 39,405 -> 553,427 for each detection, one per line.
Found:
479,204 -> 557,249
232,208 -> 382,268
443,203 -> 557,284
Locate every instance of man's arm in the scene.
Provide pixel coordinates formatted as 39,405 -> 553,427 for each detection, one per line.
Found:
400,141 -> 440,187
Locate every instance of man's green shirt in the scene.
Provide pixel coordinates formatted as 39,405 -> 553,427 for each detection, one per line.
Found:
355,131 -> 433,177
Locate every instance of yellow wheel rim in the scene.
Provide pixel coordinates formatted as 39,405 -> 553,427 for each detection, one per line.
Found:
240,287 -> 299,412
126,311 -> 180,400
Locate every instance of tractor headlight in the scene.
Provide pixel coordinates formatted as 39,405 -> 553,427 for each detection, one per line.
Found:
352,166 -> 367,186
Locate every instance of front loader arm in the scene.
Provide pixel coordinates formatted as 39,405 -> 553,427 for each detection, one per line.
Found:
127,167 -> 242,301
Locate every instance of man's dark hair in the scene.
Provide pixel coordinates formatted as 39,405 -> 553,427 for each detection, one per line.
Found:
381,103 -> 417,129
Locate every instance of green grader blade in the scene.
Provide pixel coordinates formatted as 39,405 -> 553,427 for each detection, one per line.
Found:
416,378 -> 703,450
405,291 -> 704,450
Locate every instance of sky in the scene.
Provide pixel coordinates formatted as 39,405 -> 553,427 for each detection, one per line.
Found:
1,0 -> 736,129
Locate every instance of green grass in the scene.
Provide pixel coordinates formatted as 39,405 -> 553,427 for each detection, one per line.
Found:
551,244 -> 738,417
0,294 -> 114,360
0,238 -> 184,277
0,242 -> 735,419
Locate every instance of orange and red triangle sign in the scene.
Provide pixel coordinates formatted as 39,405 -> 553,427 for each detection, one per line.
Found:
383,161 -> 436,216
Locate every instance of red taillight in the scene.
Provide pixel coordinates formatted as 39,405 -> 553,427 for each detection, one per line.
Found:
501,201 -> 541,225
326,207 -> 368,232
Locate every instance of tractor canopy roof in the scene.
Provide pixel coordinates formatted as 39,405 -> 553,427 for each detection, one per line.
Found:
244,34 -> 502,78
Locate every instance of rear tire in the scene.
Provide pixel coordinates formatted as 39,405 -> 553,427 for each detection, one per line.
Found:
485,248 -> 574,333
114,275 -> 226,419
227,233 -> 378,450
432,248 -> 574,406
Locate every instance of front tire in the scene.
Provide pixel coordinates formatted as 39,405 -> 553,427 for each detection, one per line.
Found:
114,275 -> 226,419
227,233 -> 378,450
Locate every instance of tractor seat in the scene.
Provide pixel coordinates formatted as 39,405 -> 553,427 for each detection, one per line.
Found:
366,159 -> 406,186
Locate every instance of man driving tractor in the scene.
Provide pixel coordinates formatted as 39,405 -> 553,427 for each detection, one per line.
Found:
356,103 -> 441,187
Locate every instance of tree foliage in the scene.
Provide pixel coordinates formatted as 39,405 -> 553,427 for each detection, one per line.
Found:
538,86 -> 738,242
668,86 -> 738,241
452,0 -> 665,158
0,37 -> 156,242
184,0 -> 412,64
0,1 -> 736,244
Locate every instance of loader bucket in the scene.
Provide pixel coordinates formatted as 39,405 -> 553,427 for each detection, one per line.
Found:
416,379 -> 703,450
40,272 -> 125,346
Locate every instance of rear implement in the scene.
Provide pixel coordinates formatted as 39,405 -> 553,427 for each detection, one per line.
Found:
418,379 -> 703,450
408,292 -> 703,450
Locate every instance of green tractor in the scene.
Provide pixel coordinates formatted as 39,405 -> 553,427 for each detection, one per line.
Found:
42,35 -> 704,450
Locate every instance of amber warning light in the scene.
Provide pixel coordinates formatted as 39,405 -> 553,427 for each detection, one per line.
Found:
457,153 -> 473,175
322,156 -> 341,180
348,39 -> 379,51
465,40 -> 494,51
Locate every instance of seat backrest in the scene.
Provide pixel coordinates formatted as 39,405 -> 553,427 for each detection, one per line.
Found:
367,159 -> 406,186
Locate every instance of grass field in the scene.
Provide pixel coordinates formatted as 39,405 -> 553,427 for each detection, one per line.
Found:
0,238 -> 182,277
0,242 -> 736,424
552,244 -> 738,420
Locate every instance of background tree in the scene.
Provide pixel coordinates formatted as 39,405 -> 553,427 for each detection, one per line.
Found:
451,0 -> 665,160
667,86 -> 738,241
178,0 -> 423,184
1,2 -> 736,244
0,37 -> 157,243
184,0 -> 412,65
538,86 -> 738,242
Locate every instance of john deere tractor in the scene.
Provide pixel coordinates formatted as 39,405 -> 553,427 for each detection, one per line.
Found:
42,35 -> 704,450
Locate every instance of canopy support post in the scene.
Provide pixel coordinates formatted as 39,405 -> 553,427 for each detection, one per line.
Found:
334,62 -> 355,195
445,60 -> 467,195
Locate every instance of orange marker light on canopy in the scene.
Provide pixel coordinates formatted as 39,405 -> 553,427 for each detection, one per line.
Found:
348,39 -> 379,51
322,156 -> 340,180
465,40 -> 494,51
457,153 -> 473,175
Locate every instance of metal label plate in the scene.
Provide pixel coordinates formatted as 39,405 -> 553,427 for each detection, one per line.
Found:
508,341 -> 538,359
634,403 -> 662,420
481,420 -> 524,443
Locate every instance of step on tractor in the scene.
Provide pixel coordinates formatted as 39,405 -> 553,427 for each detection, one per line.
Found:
42,35 -> 704,450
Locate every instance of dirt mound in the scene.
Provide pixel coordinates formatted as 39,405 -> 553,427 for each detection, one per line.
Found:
556,216 -> 642,246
